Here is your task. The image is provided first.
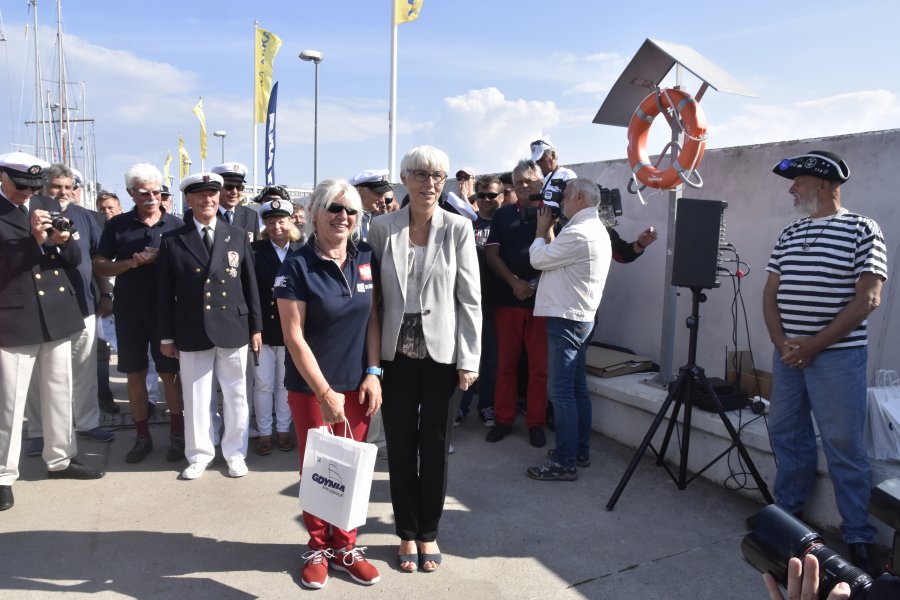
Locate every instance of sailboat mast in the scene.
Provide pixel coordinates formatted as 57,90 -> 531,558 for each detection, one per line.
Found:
30,0 -> 49,160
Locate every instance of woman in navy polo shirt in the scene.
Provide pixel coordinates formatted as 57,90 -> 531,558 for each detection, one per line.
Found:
275,179 -> 382,590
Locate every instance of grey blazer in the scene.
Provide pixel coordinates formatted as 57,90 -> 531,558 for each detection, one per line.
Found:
367,206 -> 481,372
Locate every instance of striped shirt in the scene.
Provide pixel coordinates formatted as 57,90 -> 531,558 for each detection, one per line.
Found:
766,209 -> 888,349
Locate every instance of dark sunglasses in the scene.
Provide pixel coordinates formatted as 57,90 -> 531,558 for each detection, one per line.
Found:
14,182 -> 43,191
326,203 -> 358,216
223,184 -> 245,192
476,192 -> 500,200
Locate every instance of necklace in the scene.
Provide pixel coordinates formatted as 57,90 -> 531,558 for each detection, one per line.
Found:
313,239 -> 345,262
801,209 -> 843,250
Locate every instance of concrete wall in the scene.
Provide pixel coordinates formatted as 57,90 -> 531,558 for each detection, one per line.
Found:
569,129 -> 900,382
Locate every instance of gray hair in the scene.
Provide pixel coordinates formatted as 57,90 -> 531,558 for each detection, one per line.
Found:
399,145 -> 450,177
306,179 -> 364,243
566,178 -> 601,208
124,163 -> 163,190
42,163 -> 74,184
512,159 -> 542,184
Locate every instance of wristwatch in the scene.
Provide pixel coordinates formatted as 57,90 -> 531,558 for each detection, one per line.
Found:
101,292 -> 114,300
365,366 -> 383,379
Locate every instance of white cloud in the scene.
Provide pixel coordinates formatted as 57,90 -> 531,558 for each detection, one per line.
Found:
431,87 -> 561,173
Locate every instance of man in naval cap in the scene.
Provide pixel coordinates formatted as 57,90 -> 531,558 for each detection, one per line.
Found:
349,168 -> 393,240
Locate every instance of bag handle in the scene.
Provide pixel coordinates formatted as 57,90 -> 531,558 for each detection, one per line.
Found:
322,419 -> 356,442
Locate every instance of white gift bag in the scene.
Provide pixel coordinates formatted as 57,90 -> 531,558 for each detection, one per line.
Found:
865,370 -> 900,462
299,423 -> 377,531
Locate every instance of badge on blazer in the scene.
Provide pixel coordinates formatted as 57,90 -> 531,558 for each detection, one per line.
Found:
226,267 -> 238,278
224,235 -> 231,243
72,231 -> 81,240
227,250 -> 239,268
247,231 -> 254,242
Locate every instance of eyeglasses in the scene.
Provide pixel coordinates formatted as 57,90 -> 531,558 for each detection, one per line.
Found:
476,192 -> 500,200
14,182 -> 43,191
223,184 -> 245,192
383,195 -> 394,204
530,139 -> 551,150
326,203 -> 359,216
133,189 -> 162,197
407,169 -> 447,183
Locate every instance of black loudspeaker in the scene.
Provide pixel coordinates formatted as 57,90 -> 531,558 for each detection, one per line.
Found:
672,198 -> 727,289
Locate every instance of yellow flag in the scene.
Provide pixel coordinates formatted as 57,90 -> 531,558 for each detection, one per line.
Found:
178,135 -> 191,178
394,0 -> 423,25
254,27 -> 283,124
192,98 -> 208,160
163,151 -> 172,183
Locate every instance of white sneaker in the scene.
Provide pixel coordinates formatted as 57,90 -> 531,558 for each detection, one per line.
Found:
181,462 -> 208,480
227,459 -> 248,478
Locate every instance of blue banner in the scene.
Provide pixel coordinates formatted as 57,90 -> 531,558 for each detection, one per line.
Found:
265,81 -> 278,185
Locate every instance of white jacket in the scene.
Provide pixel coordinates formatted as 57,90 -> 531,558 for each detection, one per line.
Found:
529,207 -> 611,322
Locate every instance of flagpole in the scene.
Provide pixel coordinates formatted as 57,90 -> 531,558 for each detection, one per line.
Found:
388,2 -> 399,183
198,96 -> 205,172
252,20 -> 259,196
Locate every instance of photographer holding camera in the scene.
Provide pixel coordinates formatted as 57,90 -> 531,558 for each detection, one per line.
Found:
524,179 -> 611,480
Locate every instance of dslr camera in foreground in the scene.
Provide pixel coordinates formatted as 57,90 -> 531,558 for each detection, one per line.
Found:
742,479 -> 900,599
523,178 -> 623,226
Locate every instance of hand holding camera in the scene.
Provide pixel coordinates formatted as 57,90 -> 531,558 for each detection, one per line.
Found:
31,209 -> 72,246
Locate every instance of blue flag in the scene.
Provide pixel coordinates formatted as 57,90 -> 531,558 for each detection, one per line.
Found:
265,81 -> 278,185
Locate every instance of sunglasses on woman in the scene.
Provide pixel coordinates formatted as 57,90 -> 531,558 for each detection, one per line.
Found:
326,203 -> 358,216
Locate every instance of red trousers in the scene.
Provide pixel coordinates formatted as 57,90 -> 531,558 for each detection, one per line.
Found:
288,390 -> 371,550
493,307 -> 548,429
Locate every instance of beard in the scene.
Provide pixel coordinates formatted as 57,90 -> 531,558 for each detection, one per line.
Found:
793,193 -> 818,216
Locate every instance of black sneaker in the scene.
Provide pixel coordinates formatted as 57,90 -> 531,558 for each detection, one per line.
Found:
526,460 -> 577,481
547,449 -> 590,468
479,407 -> 495,427
98,390 -> 120,414
453,410 -> 464,427
125,436 -> 153,464
486,424 -> 511,443
166,433 -> 185,462
529,427 -> 546,448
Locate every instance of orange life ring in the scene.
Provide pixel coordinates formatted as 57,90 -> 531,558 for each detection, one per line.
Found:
626,88 -> 708,190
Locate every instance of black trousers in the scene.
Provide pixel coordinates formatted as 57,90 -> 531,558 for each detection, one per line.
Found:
381,354 -> 458,542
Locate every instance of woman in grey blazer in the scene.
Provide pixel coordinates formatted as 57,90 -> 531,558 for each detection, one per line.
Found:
367,145 -> 481,573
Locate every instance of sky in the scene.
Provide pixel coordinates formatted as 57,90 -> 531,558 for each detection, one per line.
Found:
1,0 -> 899,203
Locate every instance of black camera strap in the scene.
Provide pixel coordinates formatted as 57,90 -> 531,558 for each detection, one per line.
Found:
540,168 -> 559,195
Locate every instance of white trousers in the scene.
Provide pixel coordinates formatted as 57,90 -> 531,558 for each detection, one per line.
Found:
0,339 -> 75,484
252,344 -> 291,435
26,315 -> 100,435
180,346 -> 249,465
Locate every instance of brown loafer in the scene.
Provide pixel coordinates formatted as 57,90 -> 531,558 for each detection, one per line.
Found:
256,435 -> 273,456
277,432 -> 296,452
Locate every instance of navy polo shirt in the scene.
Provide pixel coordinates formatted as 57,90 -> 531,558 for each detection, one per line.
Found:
97,209 -> 183,316
274,241 -> 377,394
485,202 -> 539,308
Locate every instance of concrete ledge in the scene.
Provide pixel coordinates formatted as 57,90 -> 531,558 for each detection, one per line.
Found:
589,372 -> 900,544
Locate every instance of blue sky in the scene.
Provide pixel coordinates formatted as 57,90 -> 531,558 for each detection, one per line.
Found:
1,0 -> 899,199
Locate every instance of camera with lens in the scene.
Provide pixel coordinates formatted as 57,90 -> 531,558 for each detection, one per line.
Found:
743,479 -> 900,599
46,211 -> 72,232
521,202 -> 561,223
598,186 -> 623,227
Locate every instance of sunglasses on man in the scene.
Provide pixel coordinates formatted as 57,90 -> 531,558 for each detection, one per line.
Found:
476,192 -> 501,200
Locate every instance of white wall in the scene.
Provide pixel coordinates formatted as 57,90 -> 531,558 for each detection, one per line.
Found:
570,129 -> 900,381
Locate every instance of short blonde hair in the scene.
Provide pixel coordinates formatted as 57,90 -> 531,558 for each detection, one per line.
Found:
305,179 -> 363,243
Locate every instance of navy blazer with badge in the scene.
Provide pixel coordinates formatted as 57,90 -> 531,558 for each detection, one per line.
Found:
251,238 -> 302,347
157,220 -> 263,352
0,194 -> 84,346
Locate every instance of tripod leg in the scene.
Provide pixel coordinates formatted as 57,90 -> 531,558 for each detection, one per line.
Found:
697,370 -> 774,504
606,375 -> 685,511
657,368 -> 690,467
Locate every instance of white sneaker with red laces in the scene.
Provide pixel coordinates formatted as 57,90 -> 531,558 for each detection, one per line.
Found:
331,545 -> 380,585
301,548 -> 334,589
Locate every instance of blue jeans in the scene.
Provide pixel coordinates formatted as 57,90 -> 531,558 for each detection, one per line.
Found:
769,346 -> 876,544
546,317 -> 593,470
459,307 -> 497,415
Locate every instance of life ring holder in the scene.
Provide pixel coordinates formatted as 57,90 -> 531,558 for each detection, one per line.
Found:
626,87 -> 708,199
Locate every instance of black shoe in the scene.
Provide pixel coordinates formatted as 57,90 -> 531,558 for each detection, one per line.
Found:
0,486 -> 13,511
48,459 -> 105,480
848,542 -> 881,577
547,449 -> 590,468
486,424 -> 512,443
98,391 -> 120,414
526,460 -> 577,481
529,427 -> 546,448
126,436 -> 153,464
166,433 -> 185,462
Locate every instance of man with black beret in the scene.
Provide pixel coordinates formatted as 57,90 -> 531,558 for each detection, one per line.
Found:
157,172 -> 262,480
0,152 -> 104,511
764,150 -> 888,574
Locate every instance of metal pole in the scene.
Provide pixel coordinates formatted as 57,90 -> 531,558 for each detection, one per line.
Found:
313,61 -> 319,186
